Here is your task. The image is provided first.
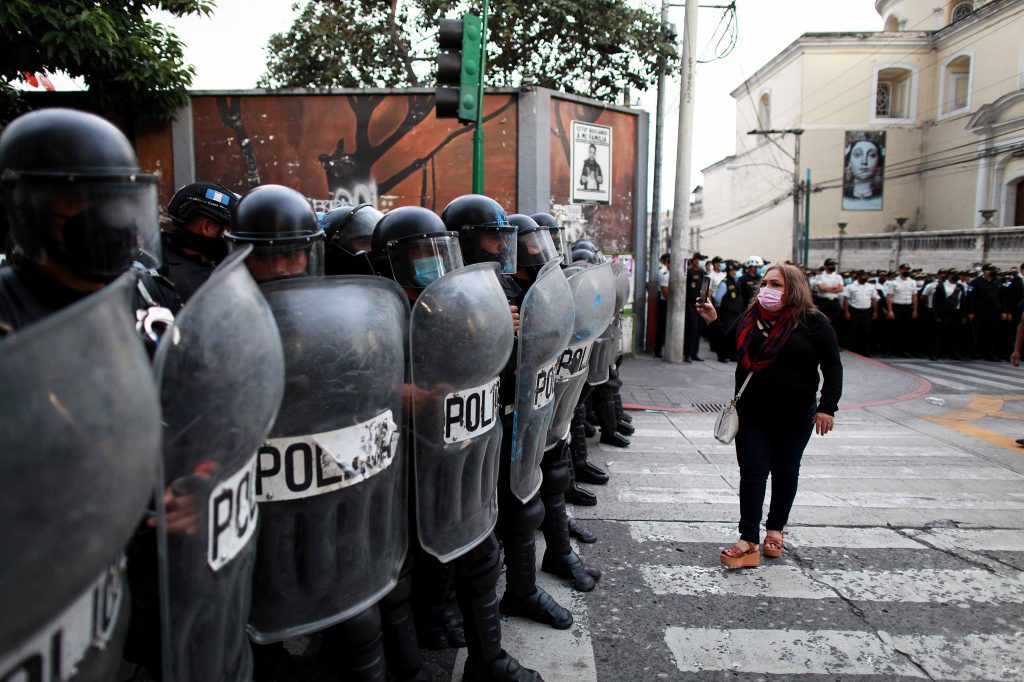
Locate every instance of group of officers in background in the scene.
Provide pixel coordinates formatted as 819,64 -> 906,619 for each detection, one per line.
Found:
663,250 -> 1023,364
0,108 -> 635,682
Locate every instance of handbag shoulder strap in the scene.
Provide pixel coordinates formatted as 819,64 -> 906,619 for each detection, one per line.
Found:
733,371 -> 754,402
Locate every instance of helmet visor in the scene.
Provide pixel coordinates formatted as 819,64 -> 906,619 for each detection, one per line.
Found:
232,239 -> 324,282
3,172 -> 161,280
388,235 -> 463,288
517,229 -> 559,268
460,225 -> 517,274
548,226 -> 569,267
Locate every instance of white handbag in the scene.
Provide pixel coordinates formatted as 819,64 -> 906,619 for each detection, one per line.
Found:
714,372 -> 753,444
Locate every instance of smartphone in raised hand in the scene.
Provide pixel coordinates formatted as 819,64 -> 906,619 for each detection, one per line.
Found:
698,275 -> 711,305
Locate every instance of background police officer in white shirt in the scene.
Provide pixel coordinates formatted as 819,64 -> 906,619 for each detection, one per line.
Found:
843,270 -> 878,356
887,263 -> 918,357
812,258 -> 845,329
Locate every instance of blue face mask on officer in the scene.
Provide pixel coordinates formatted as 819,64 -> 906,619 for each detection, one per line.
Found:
411,256 -> 445,287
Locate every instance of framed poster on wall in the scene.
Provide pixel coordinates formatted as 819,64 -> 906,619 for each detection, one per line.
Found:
571,121 -> 612,205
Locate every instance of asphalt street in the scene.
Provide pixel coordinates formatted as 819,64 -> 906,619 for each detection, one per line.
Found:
465,342 -> 1024,682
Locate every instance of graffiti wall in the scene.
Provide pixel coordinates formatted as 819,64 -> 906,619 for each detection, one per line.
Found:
190,92 -> 518,213
549,97 -> 637,254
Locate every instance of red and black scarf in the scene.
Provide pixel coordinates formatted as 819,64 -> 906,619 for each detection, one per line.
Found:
735,303 -> 800,372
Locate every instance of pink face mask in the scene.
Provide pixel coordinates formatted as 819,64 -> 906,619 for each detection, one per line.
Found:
757,287 -> 784,311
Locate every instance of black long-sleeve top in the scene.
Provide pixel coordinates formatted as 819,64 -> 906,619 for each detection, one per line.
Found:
706,311 -> 843,416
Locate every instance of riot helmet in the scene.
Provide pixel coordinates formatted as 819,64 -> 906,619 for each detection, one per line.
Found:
372,205 -> 462,290
508,214 -> 558,275
440,194 -> 517,274
530,212 -> 569,267
224,184 -> 324,282
166,181 -> 236,263
572,238 -> 605,264
0,108 -> 161,282
572,245 -> 602,265
320,203 -> 382,275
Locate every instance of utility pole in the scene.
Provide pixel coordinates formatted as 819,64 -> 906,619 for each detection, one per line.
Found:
665,0 -> 697,364
473,0 -> 490,194
747,128 -> 804,264
646,0 -> 670,353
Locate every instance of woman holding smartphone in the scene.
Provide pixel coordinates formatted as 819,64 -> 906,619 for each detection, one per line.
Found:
695,263 -> 843,568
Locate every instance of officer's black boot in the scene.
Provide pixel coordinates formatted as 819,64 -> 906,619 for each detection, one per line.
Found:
379,568 -> 434,681
564,459 -> 597,506
614,391 -> 633,424
456,536 -> 543,682
319,606 -> 387,682
412,552 -> 465,650
593,386 -> 631,448
568,517 -> 598,543
539,443 -> 601,592
583,397 -> 598,437
498,497 -> 573,630
571,405 -> 609,485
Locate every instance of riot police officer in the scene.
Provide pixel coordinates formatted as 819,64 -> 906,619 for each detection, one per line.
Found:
375,204 -> 542,681
320,202 -> 382,276
226,185 -> 407,682
162,181 -> 236,302
0,108 -> 167,682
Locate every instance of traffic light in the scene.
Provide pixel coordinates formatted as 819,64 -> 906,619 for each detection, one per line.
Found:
435,14 -> 483,123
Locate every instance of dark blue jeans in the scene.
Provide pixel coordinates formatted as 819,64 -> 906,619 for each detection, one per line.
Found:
734,404 -> 816,544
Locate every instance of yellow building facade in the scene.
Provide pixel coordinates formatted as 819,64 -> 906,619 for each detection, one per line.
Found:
699,0 -> 1024,266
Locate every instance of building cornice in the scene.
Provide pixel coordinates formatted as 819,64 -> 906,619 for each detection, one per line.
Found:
729,32 -> 932,99
933,0 -> 1024,45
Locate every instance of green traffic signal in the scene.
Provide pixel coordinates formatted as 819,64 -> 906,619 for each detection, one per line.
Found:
435,14 -> 483,124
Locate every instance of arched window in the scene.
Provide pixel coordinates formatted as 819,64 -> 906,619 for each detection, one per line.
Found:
758,92 -> 771,130
873,65 -> 915,120
941,53 -> 972,115
884,15 -> 900,32
951,2 -> 973,23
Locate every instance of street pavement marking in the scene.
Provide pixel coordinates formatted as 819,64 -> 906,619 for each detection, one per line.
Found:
452,539 -> 597,682
640,565 -> 1024,603
663,627 -> 1024,680
628,522 -> 923,549
915,372 -> 982,391
925,394 -> 1024,452
928,362 -> 1024,388
618,486 -> 1024,509
609,462 -> 1019,480
905,527 -> 1024,552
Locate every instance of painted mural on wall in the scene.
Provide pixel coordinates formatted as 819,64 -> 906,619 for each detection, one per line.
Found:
550,98 -> 636,254
190,93 -> 518,213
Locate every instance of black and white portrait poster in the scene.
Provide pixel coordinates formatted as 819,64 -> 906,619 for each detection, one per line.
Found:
571,121 -> 612,205
842,130 -> 885,211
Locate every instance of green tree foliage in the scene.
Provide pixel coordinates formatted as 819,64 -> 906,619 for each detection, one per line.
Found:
0,0 -> 214,124
261,0 -> 676,104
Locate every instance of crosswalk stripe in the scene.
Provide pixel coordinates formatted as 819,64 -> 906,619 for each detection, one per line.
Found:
618,486 -> 1024,509
903,527 -> 1024,552
628,522 -> 924,548
607,462 -> 1016,479
640,565 -> 1024,603
663,628 -> 1024,680
923,364 -> 1023,390
928,362 -> 1024,385
915,372 -> 982,391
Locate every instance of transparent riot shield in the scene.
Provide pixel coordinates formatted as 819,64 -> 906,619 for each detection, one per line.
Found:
410,263 -> 515,562
545,261 -> 616,447
611,261 -> 631,357
508,260 -> 574,503
152,246 -> 285,682
0,274 -> 161,682
248,275 -> 409,643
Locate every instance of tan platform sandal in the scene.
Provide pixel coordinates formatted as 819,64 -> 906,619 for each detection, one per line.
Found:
720,539 -> 760,568
763,531 -> 788,558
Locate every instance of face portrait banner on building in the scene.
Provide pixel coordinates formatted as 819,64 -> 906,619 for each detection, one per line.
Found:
842,130 -> 886,211
571,121 -> 612,205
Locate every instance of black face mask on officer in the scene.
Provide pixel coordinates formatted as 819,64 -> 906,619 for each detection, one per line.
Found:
174,223 -> 228,263
48,202 -> 138,283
